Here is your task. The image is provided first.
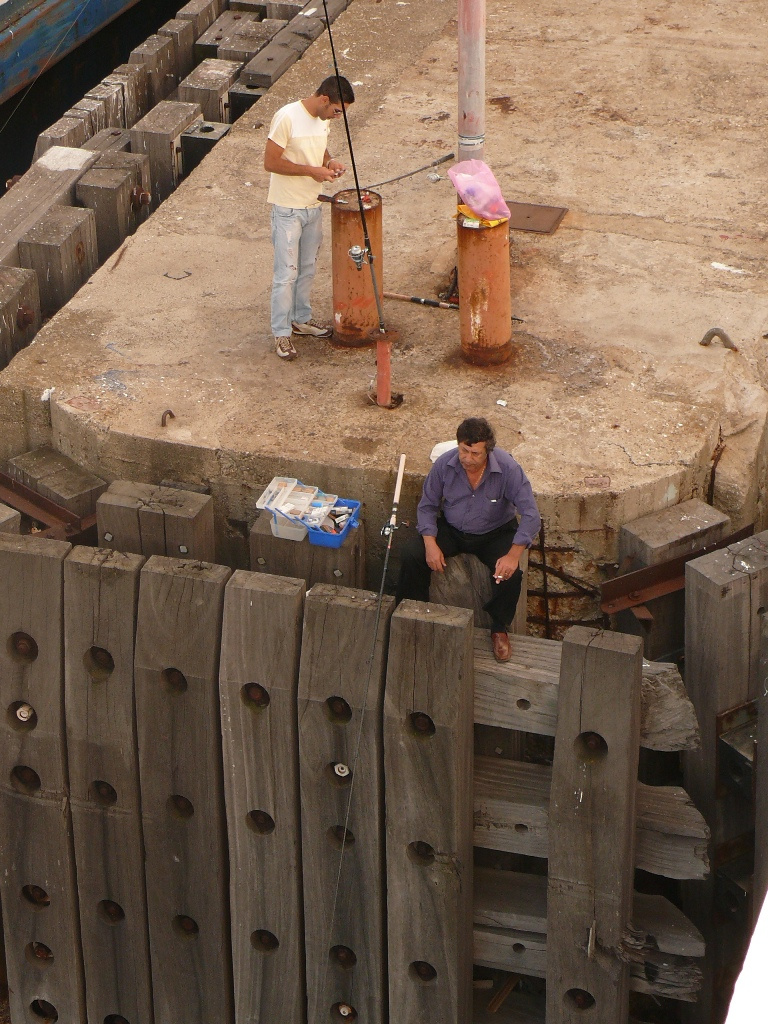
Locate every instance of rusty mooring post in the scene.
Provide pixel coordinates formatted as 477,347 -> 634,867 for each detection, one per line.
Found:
330,189 -> 383,347
457,212 -> 512,365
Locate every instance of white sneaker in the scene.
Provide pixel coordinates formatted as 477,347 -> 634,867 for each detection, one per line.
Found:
291,319 -> 333,338
275,336 -> 298,360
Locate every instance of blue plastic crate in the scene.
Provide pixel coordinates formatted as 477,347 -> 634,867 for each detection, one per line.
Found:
306,499 -> 361,548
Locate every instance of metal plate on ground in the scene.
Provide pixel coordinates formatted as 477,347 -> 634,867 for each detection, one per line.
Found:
508,201 -> 568,234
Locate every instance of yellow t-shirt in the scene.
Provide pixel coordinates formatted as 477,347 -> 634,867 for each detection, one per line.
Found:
267,100 -> 330,209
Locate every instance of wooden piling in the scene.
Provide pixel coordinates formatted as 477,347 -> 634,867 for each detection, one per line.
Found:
249,513 -> 366,590
219,570 -> 306,1024
64,546 -> 153,1024
0,535 -> 85,1024
384,599 -> 475,1024
299,584 -> 394,1024
546,626 -> 643,1023
683,531 -> 768,1022
134,555 -> 233,1023
18,205 -> 98,318
96,480 -> 215,561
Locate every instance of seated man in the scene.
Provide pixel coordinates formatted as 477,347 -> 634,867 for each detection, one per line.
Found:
396,417 -> 541,662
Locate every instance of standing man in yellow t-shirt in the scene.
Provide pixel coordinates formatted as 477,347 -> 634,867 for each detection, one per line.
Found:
264,75 -> 355,360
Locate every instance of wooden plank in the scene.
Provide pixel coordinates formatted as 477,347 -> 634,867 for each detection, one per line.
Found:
96,480 -> 215,561
0,265 -> 40,368
682,531 -> 768,1022
473,632 -> 700,751
7,446 -> 106,518
177,0 -> 226,38
241,40 -> 300,87
129,34 -> 177,106
756,612 -> 768,912
64,546 -> 152,1024
219,570 -> 305,1024
159,18 -> 196,80
299,583 -> 394,1023
129,101 -> 203,206
18,205 -> 98,318
384,600 -> 475,1024
76,164 -> 137,262
0,501 -> 21,532
82,128 -> 133,153
103,63 -> 150,128
134,555 -> 233,1024
0,534 -> 85,1024
615,499 -> 731,661
546,627 -> 644,1023
430,550 -> 528,635
473,755 -> 709,879
178,58 -> 242,122
474,926 -> 703,1002
473,868 -> 705,957
0,146 -> 99,267
33,116 -> 88,159
250,511 -> 366,589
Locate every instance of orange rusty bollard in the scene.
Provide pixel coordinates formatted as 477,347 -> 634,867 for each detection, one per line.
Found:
331,189 -> 383,346
457,211 -> 512,365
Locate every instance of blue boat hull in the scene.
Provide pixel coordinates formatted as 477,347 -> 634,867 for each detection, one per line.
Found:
0,0 -> 141,107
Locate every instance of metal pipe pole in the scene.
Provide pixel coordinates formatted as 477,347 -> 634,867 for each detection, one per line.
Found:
458,0 -> 486,161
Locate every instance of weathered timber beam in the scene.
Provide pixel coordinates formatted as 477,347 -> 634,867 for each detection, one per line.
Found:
473,925 -> 703,1002
474,868 -> 704,957
474,756 -> 710,879
473,633 -> 699,751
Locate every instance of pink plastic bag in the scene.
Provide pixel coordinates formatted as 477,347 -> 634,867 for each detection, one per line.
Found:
448,159 -> 511,220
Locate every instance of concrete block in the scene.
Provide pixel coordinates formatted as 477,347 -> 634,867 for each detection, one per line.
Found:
85,81 -> 126,128
33,117 -> 87,161
82,128 -> 132,153
228,79 -> 266,123
130,101 -> 203,206
158,18 -> 196,80
180,121 -> 231,175
76,166 -> 138,262
0,503 -> 21,533
18,206 -> 98,318
0,146 -> 99,267
7,446 -> 107,517
176,0 -> 226,38
129,34 -> 177,106
242,40 -> 300,87
178,59 -> 242,123
0,267 -> 40,368
104,63 -> 150,127
619,497 -> 732,567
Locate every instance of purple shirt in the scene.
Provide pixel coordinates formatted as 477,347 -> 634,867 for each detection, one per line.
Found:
417,447 -> 541,546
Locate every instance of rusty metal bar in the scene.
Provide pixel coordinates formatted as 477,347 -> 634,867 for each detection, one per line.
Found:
0,470 -> 96,541
600,524 -> 754,614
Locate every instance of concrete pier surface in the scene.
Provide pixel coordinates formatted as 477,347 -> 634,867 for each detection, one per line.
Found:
1,0 -> 766,586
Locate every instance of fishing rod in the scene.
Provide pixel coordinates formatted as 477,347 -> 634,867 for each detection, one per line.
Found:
311,454 -> 406,1024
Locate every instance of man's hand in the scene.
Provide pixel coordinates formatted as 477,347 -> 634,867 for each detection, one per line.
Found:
310,165 -> 338,183
424,536 -> 446,573
327,159 -> 346,179
494,543 -> 525,584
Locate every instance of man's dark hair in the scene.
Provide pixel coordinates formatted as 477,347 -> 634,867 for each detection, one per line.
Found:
456,417 -> 496,452
317,75 -> 355,105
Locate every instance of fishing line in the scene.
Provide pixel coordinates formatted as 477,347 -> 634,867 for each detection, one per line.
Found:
320,0 -> 385,334
0,0 -> 98,143
311,454 -> 406,1024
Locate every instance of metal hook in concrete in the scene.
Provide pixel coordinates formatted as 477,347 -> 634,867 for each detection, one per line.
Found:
161,409 -> 175,427
699,327 -> 738,350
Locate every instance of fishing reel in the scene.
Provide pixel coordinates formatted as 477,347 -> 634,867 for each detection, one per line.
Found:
348,244 -> 368,271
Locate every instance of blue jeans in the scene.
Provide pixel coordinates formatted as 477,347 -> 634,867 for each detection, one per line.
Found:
270,205 -> 323,336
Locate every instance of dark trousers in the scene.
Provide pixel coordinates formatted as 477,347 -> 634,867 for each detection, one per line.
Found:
395,517 -> 523,629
